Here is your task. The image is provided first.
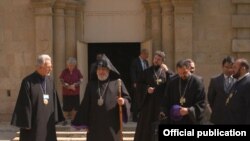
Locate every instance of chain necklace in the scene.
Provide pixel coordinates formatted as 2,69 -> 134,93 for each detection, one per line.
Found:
225,82 -> 238,105
40,77 -> 49,105
97,79 -> 110,106
154,67 -> 163,85
178,77 -> 190,105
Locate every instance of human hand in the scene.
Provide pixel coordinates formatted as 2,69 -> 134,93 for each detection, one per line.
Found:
161,64 -> 168,71
117,97 -> 125,106
159,112 -> 167,120
179,107 -> 189,116
133,83 -> 137,88
147,87 -> 155,94
69,84 -> 76,91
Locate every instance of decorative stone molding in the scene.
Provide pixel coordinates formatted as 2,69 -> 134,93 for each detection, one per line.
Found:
148,0 -> 162,16
172,0 -> 194,14
232,0 -> 250,4
231,1 -> 250,53
160,0 -> 174,16
31,0 -> 55,16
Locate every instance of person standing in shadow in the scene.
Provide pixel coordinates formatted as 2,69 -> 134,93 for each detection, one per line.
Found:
130,48 -> 149,122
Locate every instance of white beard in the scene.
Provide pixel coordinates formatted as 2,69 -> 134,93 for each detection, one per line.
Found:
97,73 -> 109,81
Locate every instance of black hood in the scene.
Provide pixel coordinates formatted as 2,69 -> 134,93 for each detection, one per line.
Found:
91,54 -> 120,80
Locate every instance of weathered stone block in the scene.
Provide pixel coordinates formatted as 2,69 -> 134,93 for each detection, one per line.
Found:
232,15 -> 250,28
232,39 -> 250,52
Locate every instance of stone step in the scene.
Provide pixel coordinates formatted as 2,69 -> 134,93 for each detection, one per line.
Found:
12,122 -> 136,141
12,136 -> 134,141
56,121 -> 136,131
56,125 -> 136,132
15,131 -> 135,137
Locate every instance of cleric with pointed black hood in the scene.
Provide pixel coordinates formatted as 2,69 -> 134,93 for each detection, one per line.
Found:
72,54 -> 131,141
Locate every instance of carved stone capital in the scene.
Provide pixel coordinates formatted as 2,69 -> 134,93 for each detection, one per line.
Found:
172,0 -> 194,14
31,0 -> 55,8
31,0 -> 55,16
160,0 -> 174,15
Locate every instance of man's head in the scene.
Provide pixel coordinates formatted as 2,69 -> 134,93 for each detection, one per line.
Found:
232,58 -> 249,79
153,50 -> 165,67
36,54 -> 52,76
222,56 -> 235,77
176,59 -> 191,80
185,59 -> 195,73
96,53 -> 103,61
96,59 -> 110,81
140,48 -> 149,60
66,57 -> 77,71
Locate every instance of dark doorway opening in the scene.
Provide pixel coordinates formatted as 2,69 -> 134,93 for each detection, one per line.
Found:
88,43 -> 140,93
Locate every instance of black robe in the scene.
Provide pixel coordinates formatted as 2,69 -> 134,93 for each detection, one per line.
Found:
134,66 -> 172,141
164,74 -> 205,124
72,79 -> 131,141
224,74 -> 250,124
11,72 -> 64,141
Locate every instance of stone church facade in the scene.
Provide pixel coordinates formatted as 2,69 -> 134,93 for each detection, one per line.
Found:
0,0 -> 250,121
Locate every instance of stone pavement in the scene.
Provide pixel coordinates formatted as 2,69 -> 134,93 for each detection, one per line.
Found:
0,122 -> 18,141
0,121 -> 137,141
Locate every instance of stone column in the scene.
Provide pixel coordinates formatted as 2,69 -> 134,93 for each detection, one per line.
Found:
75,3 -> 84,42
53,1 -> 66,99
172,0 -> 194,63
32,1 -> 54,58
160,0 -> 174,70
149,1 -> 162,53
65,2 -> 77,59
143,1 -> 152,40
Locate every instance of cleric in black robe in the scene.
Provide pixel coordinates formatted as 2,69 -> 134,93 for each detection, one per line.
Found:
11,54 -> 64,141
72,55 -> 131,141
134,51 -> 173,141
224,58 -> 250,124
163,59 -> 205,124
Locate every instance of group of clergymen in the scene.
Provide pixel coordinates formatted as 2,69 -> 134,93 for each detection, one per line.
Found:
10,50 -> 250,141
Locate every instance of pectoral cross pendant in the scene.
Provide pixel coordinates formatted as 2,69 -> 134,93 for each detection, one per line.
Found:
156,79 -> 162,85
98,96 -> 104,106
180,97 -> 186,105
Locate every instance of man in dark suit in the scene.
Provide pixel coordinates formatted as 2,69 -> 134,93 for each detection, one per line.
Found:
224,58 -> 250,124
207,56 -> 235,124
130,48 -> 149,121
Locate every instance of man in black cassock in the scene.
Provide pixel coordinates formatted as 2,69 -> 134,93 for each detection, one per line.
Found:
224,58 -> 250,124
134,51 -> 173,141
162,59 -> 205,124
72,55 -> 131,141
11,54 -> 64,141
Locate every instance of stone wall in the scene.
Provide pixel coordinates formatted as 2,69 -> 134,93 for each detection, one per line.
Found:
0,0 -> 36,121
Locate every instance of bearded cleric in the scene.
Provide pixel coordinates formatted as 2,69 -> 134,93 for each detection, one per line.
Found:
72,54 -> 131,141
